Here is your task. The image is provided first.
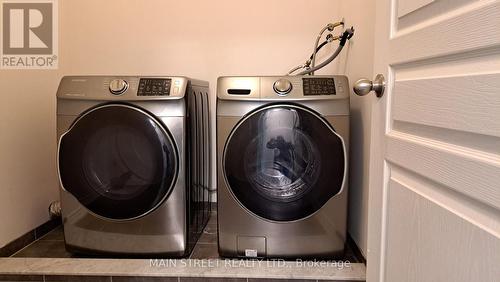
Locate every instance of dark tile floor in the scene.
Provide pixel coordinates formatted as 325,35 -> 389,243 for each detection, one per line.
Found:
11,212 -> 363,263
0,218 -> 60,257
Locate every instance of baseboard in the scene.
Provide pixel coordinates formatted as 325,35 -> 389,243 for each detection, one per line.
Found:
210,201 -> 217,212
0,218 -> 61,257
346,233 -> 366,264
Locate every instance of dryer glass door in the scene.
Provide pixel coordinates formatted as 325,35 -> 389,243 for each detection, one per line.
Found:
224,104 -> 345,221
58,104 -> 178,220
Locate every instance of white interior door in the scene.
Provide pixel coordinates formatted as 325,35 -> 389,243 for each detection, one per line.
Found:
366,0 -> 500,281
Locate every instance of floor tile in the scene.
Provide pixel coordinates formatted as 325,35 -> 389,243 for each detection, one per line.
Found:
189,243 -> 219,259
6,212 -> 365,271
248,279 -> 315,282
0,231 -> 35,257
13,240 -> 72,258
44,275 -> 110,282
34,219 -> 62,240
320,280 -> 366,282
38,227 -> 64,241
0,274 -> 43,281
204,223 -> 217,234
112,277 -> 178,282
197,230 -> 217,244
0,258 -> 366,281
343,243 -> 358,263
180,278 -> 245,282
208,213 -> 217,225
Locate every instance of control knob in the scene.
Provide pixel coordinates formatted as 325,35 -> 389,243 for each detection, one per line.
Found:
273,79 -> 292,95
109,79 -> 128,95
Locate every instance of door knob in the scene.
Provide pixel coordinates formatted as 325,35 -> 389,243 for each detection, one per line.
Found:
353,74 -> 385,97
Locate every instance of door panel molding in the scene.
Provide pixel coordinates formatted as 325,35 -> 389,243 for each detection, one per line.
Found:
392,73 -> 500,137
384,178 -> 500,282
392,121 -> 500,155
386,132 -> 500,209
391,1 -> 500,63
391,165 -> 500,238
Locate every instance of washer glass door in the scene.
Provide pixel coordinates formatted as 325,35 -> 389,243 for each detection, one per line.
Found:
224,104 -> 345,221
58,104 -> 178,220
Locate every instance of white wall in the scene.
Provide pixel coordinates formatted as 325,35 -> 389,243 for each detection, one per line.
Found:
0,0 -> 344,247
0,71 -> 60,247
337,0 -> 376,257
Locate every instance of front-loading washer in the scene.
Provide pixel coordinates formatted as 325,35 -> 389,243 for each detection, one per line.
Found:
57,76 -> 211,256
217,75 -> 349,258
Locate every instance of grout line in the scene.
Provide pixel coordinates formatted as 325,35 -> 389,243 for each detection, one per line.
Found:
35,233 -> 50,241
9,228 -> 63,257
9,239 -> 36,257
36,227 -> 62,242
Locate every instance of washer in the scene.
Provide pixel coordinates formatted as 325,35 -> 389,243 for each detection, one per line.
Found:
217,75 -> 349,258
57,76 -> 211,256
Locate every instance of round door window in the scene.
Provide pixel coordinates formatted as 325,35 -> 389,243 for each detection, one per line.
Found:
224,104 -> 345,221
58,104 -> 178,220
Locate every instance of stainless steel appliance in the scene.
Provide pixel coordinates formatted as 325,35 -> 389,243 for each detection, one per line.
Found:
217,75 -> 349,258
57,76 -> 210,256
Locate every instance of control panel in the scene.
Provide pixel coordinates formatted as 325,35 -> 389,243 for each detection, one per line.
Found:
302,77 -> 336,95
137,78 -> 172,96
217,75 -> 349,100
57,76 -> 193,100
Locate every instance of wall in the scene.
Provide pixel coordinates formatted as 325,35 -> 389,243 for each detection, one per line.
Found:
0,71 -> 60,248
0,0 -> 343,247
337,0 -> 376,257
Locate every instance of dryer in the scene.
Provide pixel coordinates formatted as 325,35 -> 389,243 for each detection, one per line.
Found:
217,75 -> 349,258
57,76 -> 211,256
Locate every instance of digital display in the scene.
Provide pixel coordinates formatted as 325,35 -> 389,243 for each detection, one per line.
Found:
303,78 -> 336,96
137,78 -> 171,96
